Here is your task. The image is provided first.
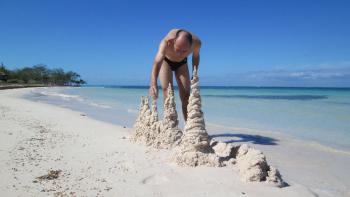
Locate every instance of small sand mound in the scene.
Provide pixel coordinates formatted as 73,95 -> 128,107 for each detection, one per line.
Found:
211,140 -> 236,158
236,144 -> 284,187
172,149 -> 221,167
236,144 -> 269,182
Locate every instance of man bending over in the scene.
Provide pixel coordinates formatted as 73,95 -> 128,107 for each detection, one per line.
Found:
149,28 -> 201,121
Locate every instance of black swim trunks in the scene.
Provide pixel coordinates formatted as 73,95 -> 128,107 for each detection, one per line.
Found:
164,56 -> 187,71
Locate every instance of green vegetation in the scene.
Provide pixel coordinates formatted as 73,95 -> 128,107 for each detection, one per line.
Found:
0,63 -> 86,86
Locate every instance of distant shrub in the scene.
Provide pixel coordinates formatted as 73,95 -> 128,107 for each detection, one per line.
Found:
0,63 -> 86,86
7,79 -> 25,84
27,79 -> 37,84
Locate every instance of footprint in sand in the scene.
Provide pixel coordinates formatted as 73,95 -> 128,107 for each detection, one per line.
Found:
141,174 -> 169,185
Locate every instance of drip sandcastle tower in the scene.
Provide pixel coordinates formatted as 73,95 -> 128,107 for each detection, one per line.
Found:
132,68 -> 284,187
132,84 -> 182,149
171,68 -> 221,167
132,96 -> 152,144
153,83 -> 182,149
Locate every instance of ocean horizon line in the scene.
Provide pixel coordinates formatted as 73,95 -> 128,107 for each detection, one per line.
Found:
82,85 -> 350,90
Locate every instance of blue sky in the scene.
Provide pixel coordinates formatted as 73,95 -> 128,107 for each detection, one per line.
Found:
1,0 -> 350,87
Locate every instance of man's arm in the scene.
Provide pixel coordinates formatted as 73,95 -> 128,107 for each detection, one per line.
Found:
149,39 -> 166,99
192,39 -> 201,71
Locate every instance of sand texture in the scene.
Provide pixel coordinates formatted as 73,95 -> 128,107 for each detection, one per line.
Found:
1,87 -> 349,196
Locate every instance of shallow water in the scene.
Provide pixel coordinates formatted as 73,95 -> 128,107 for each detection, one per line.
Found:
25,86 -> 350,152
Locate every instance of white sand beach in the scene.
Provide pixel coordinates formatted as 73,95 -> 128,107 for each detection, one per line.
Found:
1,88 -> 349,197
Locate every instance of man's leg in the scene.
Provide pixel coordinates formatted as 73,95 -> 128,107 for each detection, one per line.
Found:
175,64 -> 190,121
159,60 -> 173,100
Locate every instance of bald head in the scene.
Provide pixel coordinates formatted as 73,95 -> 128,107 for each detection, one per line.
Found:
175,30 -> 193,46
174,30 -> 192,56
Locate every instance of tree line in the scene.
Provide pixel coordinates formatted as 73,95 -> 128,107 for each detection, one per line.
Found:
0,63 -> 86,86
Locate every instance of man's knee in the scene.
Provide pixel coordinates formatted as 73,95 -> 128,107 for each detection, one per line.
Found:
162,85 -> 174,98
180,91 -> 190,104
162,88 -> 168,98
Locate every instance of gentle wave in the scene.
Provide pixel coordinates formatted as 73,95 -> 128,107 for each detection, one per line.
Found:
35,91 -> 84,101
307,141 -> 350,156
127,108 -> 138,114
203,94 -> 328,100
87,102 -> 111,109
327,101 -> 350,105
32,89 -> 112,109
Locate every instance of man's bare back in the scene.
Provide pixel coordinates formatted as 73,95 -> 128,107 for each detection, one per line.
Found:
149,29 -> 201,121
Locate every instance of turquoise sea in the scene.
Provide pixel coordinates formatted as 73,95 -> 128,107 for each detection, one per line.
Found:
25,86 -> 350,153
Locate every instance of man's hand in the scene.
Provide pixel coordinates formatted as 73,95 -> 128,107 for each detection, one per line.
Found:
192,39 -> 201,75
149,38 -> 165,100
149,85 -> 158,99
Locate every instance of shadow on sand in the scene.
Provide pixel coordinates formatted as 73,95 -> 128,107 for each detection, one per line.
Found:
210,133 -> 278,145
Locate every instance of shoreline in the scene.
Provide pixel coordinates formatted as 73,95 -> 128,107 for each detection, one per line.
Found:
0,84 -> 82,90
1,88 -> 349,196
206,122 -> 350,156
23,86 -> 350,155
0,84 -> 48,90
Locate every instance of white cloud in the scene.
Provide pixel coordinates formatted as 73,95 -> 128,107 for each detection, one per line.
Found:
201,66 -> 350,87
247,67 -> 350,80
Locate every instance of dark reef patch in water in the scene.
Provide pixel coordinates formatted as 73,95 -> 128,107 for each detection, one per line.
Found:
203,95 -> 328,101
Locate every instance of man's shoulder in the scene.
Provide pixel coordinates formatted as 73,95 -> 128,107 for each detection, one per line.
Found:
191,34 -> 201,50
